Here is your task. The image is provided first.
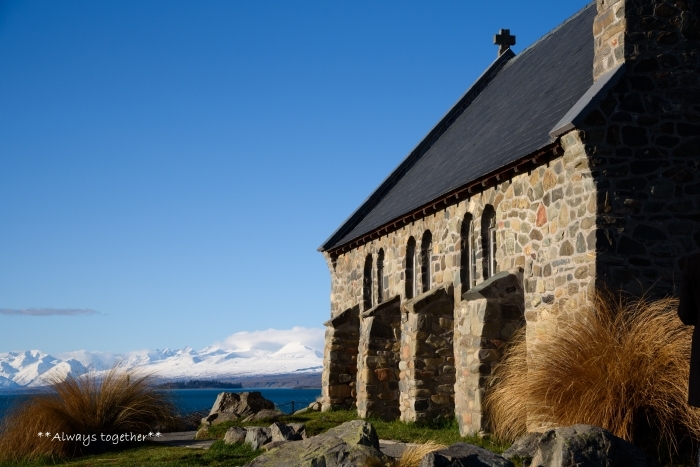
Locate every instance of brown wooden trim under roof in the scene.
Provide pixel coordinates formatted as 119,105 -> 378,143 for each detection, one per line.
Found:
326,142 -> 561,259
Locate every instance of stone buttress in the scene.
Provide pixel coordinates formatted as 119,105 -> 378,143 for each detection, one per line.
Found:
454,269 -> 525,435
399,284 -> 456,423
321,305 -> 360,411
356,296 -> 402,420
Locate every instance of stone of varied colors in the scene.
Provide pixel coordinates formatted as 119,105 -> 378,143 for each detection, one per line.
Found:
356,296 -> 402,420
454,270 -> 525,435
321,305 -> 360,411
399,285 -> 455,423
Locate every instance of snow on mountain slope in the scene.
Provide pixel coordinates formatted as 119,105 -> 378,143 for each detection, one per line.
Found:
0,342 -> 323,388
272,343 -> 323,359
0,351 -> 88,387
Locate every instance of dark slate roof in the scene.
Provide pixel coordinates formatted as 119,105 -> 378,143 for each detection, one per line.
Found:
321,2 -> 596,252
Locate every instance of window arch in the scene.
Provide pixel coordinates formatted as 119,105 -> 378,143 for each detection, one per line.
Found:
376,249 -> 385,304
421,230 -> 432,293
481,206 -> 497,279
460,214 -> 475,295
405,237 -> 416,300
363,254 -> 373,310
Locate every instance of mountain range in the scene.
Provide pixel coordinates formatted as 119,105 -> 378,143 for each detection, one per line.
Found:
0,342 -> 323,389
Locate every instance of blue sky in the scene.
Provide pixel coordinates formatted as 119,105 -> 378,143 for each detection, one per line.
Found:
0,0 -> 591,354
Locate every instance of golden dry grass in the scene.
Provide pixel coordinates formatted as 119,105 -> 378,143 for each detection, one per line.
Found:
394,441 -> 446,467
0,367 -> 176,462
364,440 -> 446,467
484,293 -> 700,454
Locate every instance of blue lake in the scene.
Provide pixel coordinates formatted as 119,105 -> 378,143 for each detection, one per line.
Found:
0,388 -> 321,421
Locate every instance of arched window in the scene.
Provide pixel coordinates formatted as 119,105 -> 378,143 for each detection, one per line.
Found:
363,254 -> 373,310
460,214 -> 474,295
405,237 -> 416,300
421,230 -> 432,293
376,249 -> 385,304
481,206 -> 497,279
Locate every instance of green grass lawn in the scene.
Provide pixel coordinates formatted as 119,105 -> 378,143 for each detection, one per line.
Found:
1,410 -> 694,467
0,441 -> 258,467
1,409 -> 506,467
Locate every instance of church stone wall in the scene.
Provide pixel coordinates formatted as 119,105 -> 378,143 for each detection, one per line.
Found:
586,0 -> 700,297
322,134 -> 599,423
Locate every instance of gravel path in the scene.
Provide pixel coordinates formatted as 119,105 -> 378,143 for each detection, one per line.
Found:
151,431 -> 215,449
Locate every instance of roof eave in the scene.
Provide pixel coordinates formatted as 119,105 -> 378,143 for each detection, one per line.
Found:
549,63 -> 627,139
324,141 -> 562,258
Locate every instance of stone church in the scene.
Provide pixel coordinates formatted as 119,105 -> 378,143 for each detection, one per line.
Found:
318,0 -> 700,435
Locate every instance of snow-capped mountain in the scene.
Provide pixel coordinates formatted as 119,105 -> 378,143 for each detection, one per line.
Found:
0,342 -> 323,388
0,350 -> 88,387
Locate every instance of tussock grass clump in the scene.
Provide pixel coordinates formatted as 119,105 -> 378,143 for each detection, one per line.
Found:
0,368 -> 176,462
364,440 -> 446,467
394,440 -> 447,467
485,293 -> 700,453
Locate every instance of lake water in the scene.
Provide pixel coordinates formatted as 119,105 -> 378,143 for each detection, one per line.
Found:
0,388 -> 321,421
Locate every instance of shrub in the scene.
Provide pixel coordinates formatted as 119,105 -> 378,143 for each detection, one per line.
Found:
485,293 -> 700,454
0,367 -> 176,462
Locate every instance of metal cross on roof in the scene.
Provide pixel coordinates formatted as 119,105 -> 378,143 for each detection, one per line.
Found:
494,29 -> 516,56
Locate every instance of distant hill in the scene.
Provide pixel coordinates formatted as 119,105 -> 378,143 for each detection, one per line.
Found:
0,342 -> 322,388
157,379 -> 242,389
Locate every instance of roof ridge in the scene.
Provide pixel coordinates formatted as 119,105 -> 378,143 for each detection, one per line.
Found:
502,1 -> 595,70
318,50 -> 515,252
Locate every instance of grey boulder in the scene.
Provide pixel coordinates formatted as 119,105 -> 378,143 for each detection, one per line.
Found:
420,442 -> 514,467
528,424 -> 657,467
245,427 -> 272,450
242,409 -> 285,422
502,432 -> 541,463
294,401 -> 322,414
323,419 -> 379,448
224,426 -> 247,445
205,392 -> 275,425
270,422 -> 303,442
244,420 -> 388,467
287,423 -> 307,439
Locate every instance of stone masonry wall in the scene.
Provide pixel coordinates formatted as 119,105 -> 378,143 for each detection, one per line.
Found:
321,305 -> 360,412
356,296 -> 402,420
322,140 -> 599,418
399,285 -> 455,423
454,270 -> 525,436
585,0 -> 700,296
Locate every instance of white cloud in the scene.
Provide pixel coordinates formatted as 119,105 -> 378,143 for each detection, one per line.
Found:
218,326 -> 325,352
0,308 -> 101,317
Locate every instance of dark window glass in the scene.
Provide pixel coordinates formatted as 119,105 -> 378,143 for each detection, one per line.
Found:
405,238 -> 416,300
421,230 -> 432,293
363,254 -> 373,310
